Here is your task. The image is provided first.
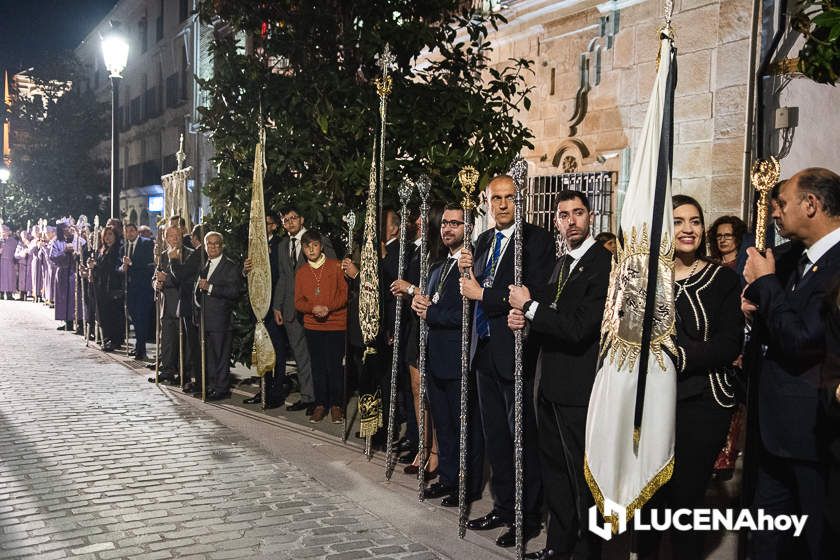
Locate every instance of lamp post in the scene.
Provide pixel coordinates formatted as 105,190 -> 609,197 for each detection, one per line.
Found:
0,166 -> 9,224
101,21 -> 129,220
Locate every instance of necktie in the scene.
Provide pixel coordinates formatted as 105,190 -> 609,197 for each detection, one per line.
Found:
290,237 -> 297,267
793,252 -> 810,291
475,231 -> 506,339
128,241 -> 134,260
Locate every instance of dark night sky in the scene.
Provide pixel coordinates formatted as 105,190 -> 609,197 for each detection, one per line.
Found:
0,0 -> 120,74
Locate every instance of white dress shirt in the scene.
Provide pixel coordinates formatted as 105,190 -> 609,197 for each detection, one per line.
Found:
525,234 -> 596,320
801,225 -> 840,279
206,255 -> 222,293
289,227 -> 307,262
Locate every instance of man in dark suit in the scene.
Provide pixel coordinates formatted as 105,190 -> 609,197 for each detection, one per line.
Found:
120,223 -> 155,360
743,167 -> 840,559
150,225 -> 194,384
459,174 -> 554,548
508,190 -> 611,560
412,203 -> 485,505
243,211 -> 289,407
272,207 -> 335,413
195,231 -> 242,401
172,224 -> 203,394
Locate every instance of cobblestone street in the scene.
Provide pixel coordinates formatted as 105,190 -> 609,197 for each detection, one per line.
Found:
0,300 -> 510,560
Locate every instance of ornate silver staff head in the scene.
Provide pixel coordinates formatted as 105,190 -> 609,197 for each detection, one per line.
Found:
415,174 -> 432,203
508,155 -> 528,195
398,176 -> 414,206
342,210 -> 356,248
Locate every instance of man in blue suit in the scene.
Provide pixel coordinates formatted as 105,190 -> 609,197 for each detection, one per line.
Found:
412,203 -> 485,506
120,223 -> 155,361
744,167 -> 840,559
459,175 -> 554,548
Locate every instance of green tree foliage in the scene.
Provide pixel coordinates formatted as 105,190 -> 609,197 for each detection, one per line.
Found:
197,0 -> 534,364
793,1 -> 840,85
5,54 -> 109,228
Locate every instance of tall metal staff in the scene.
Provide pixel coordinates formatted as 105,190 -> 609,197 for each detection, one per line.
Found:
77,215 -> 89,345
375,44 -> 395,227
415,174 -> 432,499
750,157 -> 780,253
341,209 -> 357,443
153,223 -> 164,386
198,210 -> 207,402
123,217 -> 130,357
91,216 -> 102,347
456,165 -> 479,534
509,155 -> 528,560
385,177 -> 414,480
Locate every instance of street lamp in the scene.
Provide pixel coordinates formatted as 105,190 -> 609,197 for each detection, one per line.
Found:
101,21 -> 129,219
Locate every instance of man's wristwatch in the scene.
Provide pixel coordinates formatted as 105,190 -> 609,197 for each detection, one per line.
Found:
522,299 -> 535,315
407,284 -> 416,296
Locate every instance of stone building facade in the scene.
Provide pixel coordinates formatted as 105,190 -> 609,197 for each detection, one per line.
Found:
484,0 -> 754,231
74,0 -> 214,229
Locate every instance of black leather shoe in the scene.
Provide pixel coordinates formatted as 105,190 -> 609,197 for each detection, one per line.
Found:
495,525 -> 541,548
467,511 -> 511,531
206,390 -> 231,401
394,437 -> 416,454
441,492 -> 481,508
286,400 -> 310,412
524,548 -> 556,559
102,342 -> 114,352
306,403 -> 316,416
243,392 -> 262,405
398,453 -> 414,465
183,382 -> 200,394
422,482 -> 455,500
147,374 -> 174,384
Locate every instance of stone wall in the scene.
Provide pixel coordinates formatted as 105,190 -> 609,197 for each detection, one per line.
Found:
485,0 -> 754,228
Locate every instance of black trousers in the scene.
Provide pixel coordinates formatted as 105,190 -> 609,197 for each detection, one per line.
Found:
95,288 -> 124,345
751,449 -> 826,560
537,397 -> 601,559
356,340 -> 390,442
637,392 -> 733,560
427,373 -> 485,494
127,288 -> 152,356
305,329 -> 345,408
474,340 -> 542,526
184,318 -> 200,387
263,316 -> 288,405
205,329 -> 232,394
160,315 -> 179,373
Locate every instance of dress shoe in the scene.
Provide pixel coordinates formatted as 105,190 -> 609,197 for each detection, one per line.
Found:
441,492 -> 481,508
306,403 -> 316,416
243,392 -> 262,405
403,464 -> 419,475
206,390 -> 231,401
330,406 -> 344,424
394,437 -> 416,454
422,482 -> 456,500
524,548 -> 556,559
147,374 -> 174,384
398,453 -> 413,465
495,525 -> 541,548
309,405 -> 327,422
183,382 -> 200,394
286,400 -> 313,412
145,362 -> 157,370
467,511 -> 511,531
102,342 -> 114,352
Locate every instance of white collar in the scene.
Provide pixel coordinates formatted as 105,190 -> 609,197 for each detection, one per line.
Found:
386,237 -> 398,246
447,247 -> 463,261
208,255 -> 222,265
567,235 -> 596,261
493,223 -> 516,239
805,225 -> 840,265
413,238 -> 421,247
290,227 -> 306,241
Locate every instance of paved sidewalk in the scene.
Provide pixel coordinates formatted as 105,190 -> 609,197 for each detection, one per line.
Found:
0,300 -> 509,560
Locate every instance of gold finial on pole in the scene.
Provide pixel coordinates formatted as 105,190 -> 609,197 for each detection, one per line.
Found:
750,156 -> 781,252
458,166 -> 480,211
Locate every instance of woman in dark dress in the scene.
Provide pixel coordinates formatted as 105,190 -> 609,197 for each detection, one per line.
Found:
638,195 -> 744,559
90,226 -> 125,351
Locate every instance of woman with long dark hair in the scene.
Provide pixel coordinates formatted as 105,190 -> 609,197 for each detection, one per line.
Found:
638,195 -> 744,559
90,225 -> 125,351
708,215 -> 748,269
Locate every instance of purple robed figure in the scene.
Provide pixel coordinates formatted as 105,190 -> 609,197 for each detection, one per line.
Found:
0,233 -> 19,295
50,223 -> 81,324
31,236 -> 45,301
15,234 -> 34,298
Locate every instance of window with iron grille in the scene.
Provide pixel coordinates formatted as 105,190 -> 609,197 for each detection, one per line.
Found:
527,172 -> 615,236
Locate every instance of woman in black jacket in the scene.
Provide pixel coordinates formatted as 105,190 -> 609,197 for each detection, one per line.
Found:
90,225 -> 125,351
639,195 -> 744,559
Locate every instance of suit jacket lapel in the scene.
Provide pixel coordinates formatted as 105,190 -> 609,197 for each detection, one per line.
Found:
796,241 -> 840,292
472,231 -> 492,278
